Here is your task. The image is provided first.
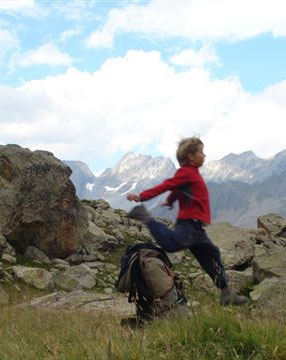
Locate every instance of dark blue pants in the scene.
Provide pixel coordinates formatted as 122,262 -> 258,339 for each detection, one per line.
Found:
146,219 -> 228,289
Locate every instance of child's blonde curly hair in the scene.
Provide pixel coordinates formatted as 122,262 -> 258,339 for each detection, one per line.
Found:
176,137 -> 203,166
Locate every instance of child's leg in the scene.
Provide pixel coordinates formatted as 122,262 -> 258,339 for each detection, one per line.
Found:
189,240 -> 228,289
191,241 -> 249,305
146,219 -> 186,253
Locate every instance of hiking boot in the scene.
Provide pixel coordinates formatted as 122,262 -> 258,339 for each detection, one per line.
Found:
220,292 -> 249,306
128,205 -> 152,223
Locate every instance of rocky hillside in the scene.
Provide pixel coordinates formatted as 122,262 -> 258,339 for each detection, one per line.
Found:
1,196 -> 286,316
1,144 -> 286,317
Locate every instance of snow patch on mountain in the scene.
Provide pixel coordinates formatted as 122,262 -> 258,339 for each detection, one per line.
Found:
93,169 -> 105,177
104,182 -> 127,192
121,182 -> 137,196
85,183 -> 95,191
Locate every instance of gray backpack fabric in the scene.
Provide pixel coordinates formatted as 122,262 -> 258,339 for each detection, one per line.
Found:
115,243 -> 187,320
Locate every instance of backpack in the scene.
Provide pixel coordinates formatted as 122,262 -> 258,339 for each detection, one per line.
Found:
115,242 -> 187,321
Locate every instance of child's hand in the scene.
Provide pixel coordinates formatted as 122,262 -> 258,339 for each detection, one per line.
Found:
127,193 -> 140,202
161,200 -> 174,209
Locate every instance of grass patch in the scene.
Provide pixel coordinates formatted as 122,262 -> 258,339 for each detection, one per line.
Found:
1,298 -> 286,360
2,281 -> 51,305
15,255 -> 52,270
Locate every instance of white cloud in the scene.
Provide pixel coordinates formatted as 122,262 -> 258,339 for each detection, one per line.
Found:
1,50 -> 286,170
60,28 -> 81,42
85,29 -> 114,48
0,0 -> 34,11
204,95 -> 286,161
169,46 -> 220,68
0,28 -> 19,59
9,42 -> 74,68
49,0 -> 98,22
86,0 -> 286,48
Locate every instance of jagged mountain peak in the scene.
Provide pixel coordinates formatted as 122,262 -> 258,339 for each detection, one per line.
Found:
202,150 -> 267,183
119,151 -> 144,161
106,152 -> 175,180
113,152 -> 151,174
271,149 -> 286,160
221,150 -> 261,163
118,151 -> 172,165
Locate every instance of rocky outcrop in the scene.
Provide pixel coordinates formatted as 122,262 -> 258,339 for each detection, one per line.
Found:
0,145 -> 88,258
81,199 -> 154,252
0,166 -> 286,318
165,214 -> 285,313
257,213 -> 286,240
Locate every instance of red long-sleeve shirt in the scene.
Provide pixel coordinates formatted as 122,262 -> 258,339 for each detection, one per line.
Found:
139,166 -> 211,224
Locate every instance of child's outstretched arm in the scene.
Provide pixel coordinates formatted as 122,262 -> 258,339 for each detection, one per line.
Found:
127,167 -> 190,203
161,191 -> 177,209
126,193 -> 141,202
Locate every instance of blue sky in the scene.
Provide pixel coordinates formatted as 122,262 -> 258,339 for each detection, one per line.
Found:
1,0 -> 286,173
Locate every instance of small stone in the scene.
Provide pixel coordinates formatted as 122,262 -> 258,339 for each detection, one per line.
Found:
52,258 -> 69,266
25,246 -> 51,264
84,261 -> 103,269
2,254 -> 17,264
105,263 -> 116,271
104,288 -> 113,295
54,264 -> 70,271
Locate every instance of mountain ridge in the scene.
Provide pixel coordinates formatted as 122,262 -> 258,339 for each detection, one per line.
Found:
64,149 -> 286,227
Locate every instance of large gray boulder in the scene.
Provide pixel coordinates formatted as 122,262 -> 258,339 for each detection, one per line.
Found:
0,145 -> 88,258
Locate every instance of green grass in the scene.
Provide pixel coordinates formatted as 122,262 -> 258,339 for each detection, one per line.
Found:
1,298 -> 286,360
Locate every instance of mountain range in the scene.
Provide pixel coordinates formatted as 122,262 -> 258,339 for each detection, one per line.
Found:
64,149 -> 286,228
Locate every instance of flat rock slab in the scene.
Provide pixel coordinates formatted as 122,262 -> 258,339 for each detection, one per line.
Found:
19,290 -> 135,316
